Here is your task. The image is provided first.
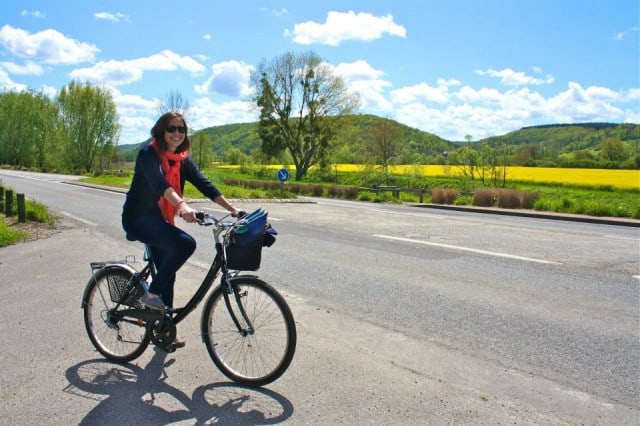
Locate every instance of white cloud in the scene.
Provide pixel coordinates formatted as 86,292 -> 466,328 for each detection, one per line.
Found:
194,60 -> 254,97
392,82 -> 451,104
70,59 -> 144,85
0,60 -> 44,75
546,82 -> 624,122
475,68 -> 554,86
259,7 -> 289,17
333,59 -> 384,80
70,50 -> 206,86
613,27 -> 640,41
286,11 -> 406,46
332,60 -> 392,110
385,78 -> 636,141
189,97 -> 257,130
94,12 -> 130,23
40,84 -> 57,98
0,25 -> 99,65
20,10 -> 45,18
133,50 -> 205,73
0,68 -> 29,92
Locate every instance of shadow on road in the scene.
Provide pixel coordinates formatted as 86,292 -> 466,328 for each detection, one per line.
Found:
64,349 -> 294,424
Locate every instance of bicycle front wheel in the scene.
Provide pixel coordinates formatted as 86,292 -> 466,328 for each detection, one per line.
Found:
83,267 -> 150,362
201,277 -> 296,387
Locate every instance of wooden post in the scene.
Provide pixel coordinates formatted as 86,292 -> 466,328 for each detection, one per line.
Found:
5,189 -> 13,216
0,186 -> 4,211
17,193 -> 26,222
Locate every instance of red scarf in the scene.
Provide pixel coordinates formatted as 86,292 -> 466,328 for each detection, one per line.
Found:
150,139 -> 188,224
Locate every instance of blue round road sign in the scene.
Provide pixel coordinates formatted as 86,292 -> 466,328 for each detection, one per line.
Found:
277,168 -> 290,182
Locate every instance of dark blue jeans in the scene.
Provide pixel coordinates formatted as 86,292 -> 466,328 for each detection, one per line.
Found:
122,214 -> 196,308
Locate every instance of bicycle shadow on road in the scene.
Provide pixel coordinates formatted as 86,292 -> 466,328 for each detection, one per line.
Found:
64,349 -> 294,425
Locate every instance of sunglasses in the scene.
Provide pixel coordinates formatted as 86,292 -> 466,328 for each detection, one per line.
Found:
166,125 -> 187,134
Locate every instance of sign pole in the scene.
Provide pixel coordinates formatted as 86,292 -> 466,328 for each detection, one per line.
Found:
277,168 -> 290,197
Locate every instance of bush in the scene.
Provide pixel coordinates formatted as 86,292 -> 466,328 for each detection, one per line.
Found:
473,188 -> 539,209
431,187 -> 460,204
472,189 -> 496,207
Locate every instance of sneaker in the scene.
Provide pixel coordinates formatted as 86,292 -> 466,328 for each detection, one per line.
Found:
140,292 -> 167,311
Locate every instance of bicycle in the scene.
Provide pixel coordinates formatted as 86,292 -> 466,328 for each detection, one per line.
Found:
81,209 -> 296,387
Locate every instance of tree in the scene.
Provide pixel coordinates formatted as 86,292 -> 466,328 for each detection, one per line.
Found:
600,137 -> 627,162
155,90 -> 190,116
448,145 -> 480,182
364,117 -> 404,177
190,131 -> 213,169
251,51 -> 359,180
56,81 -> 121,172
0,90 -> 58,169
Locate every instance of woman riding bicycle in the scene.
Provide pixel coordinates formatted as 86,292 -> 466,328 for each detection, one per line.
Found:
121,112 -> 242,345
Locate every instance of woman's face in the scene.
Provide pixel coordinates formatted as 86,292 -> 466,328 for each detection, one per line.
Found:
164,118 -> 186,152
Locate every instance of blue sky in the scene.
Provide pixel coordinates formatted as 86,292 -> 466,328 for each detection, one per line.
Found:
1,1 -> 638,145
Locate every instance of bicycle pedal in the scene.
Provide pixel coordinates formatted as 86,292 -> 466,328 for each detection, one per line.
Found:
161,342 -> 183,353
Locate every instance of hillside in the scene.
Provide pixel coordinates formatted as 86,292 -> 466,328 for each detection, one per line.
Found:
118,117 -> 639,166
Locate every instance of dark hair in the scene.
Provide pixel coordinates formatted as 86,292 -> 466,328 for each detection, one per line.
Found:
150,111 -> 190,153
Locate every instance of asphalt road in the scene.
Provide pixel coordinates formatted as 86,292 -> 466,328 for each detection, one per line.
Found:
1,169 -> 638,425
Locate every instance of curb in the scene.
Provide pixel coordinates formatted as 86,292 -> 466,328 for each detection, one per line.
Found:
413,203 -> 640,228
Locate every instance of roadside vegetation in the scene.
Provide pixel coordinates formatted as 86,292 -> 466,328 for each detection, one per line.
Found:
81,165 -> 640,219
0,191 -> 56,247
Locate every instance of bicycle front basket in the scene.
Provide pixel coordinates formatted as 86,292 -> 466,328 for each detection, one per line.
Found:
225,208 -> 268,270
225,236 -> 263,271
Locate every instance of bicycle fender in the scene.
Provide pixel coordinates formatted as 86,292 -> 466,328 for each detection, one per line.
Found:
81,263 -> 138,308
228,274 -> 259,281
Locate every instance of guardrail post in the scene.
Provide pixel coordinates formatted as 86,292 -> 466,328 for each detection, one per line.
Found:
17,193 -> 26,222
0,186 -> 4,211
5,189 -> 13,216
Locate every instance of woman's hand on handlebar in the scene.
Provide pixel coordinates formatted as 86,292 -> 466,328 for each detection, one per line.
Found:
178,203 -> 197,223
232,210 -> 248,218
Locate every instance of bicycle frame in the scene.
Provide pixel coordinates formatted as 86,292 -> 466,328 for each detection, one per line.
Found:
105,212 -> 256,337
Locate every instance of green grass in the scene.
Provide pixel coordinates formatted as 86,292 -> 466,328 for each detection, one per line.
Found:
0,216 -> 27,247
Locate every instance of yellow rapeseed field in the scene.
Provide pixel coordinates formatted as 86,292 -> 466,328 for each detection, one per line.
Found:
329,164 -> 639,190
229,164 -> 639,190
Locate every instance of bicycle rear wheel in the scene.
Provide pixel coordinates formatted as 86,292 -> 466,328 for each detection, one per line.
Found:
201,277 -> 296,387
83,266 -> 150,362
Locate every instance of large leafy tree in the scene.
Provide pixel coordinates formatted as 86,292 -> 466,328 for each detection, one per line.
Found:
56,81 -> 120,172
0,90 -> 57,169
251,51 -> 359,180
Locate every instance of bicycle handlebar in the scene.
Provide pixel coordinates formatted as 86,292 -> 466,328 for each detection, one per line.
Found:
195,211 -> 246,231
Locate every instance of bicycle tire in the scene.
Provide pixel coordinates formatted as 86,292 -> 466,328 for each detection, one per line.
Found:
201,277 -> 296,387
83,266 -> 150,362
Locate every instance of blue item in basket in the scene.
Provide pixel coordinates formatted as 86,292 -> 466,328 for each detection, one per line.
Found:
225,209 -> 271,271
234,209 -> 268,246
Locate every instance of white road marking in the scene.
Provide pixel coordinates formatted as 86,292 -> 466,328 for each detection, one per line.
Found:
373,234 -> 563,265
59,211 -> 97,226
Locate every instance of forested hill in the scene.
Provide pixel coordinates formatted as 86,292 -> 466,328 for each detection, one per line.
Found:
118,117 -> 638,165
480,122 -> 637,149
